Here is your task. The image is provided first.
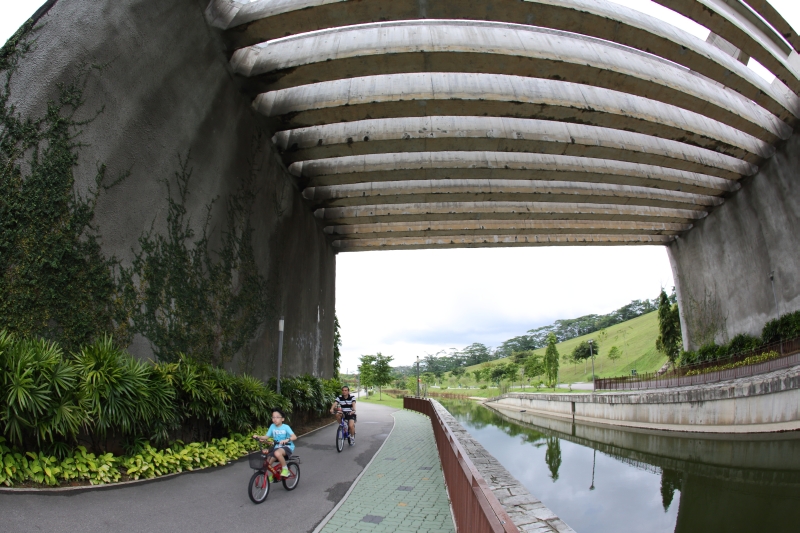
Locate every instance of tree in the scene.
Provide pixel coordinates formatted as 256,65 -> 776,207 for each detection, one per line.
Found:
656,288 -> 683,367
504,362 -> 520,388
372,353 -> 394,400
489,364 -> 507,387
607,345 -> 621,363
420,372 -> 436,396
358,354 -> 376,394
543,333 -> 560,387
571,340 -> 600,375
523,354 -> 545,382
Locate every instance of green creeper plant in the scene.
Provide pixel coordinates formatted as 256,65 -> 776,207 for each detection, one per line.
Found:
0,23 -> 126,351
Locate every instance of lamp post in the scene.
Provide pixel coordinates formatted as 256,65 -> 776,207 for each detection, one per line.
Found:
589,339 -> 595,392
589,449 -> 596,491
416,356 -> 420,397
276,317 -> 285,394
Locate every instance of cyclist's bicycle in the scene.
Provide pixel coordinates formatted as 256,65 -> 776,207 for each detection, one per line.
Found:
335,412 -> 355,453
247,439 -> 300,504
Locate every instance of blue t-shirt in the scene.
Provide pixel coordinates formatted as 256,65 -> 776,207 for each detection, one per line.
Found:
266,424 -> 295,451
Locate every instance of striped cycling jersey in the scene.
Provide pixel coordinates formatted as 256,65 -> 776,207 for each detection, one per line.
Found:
336,394 -> 356,413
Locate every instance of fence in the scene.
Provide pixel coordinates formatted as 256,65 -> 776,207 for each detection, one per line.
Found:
596,337 -> 800,391
403,397 -> 519,533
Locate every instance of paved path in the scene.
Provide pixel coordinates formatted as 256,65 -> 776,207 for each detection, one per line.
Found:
317,410 -> 456,533
0,402 -> 396,533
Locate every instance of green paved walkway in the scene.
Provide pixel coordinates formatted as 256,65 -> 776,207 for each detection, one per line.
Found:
319,410 -> 456,533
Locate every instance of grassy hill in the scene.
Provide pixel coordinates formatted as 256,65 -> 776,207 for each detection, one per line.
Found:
461,311 -> 666,384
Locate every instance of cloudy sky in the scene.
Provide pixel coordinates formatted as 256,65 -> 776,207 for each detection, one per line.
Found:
3,1 -> 799,372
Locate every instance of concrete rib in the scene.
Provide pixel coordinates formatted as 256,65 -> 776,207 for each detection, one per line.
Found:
654,0 -> 800,94
314,201 -> 707,224
331,233 -> 676,251
254,73 -> 773,161
746,0 -> 800,53
207,0 -> 799,120
324,219 -> 692,238
289,152 -> 739,195
232,20 -> 791,139
273,116 -> 755,180
302,179 -> 721,209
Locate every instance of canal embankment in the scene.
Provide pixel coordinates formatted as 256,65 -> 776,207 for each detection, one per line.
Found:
485,365 -> 800,433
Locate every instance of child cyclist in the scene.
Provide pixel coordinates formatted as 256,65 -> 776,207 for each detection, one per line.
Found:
254,408 -> 297,480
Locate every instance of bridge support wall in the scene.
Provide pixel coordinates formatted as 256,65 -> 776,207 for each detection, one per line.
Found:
669,129 -> 800,349
8,0 -> 336,378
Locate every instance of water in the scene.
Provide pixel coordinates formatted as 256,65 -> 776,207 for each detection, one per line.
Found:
440,400 -> 800,533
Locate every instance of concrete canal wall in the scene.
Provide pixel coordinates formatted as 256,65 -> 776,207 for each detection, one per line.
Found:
485,366 -> 800,433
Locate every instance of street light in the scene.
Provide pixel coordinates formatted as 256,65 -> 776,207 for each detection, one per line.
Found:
416,356 -> 420,397
589,339 -> 595,392
276,317 -> 285,394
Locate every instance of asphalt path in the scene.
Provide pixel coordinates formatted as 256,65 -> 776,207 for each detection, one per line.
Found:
1,402 -> 398,533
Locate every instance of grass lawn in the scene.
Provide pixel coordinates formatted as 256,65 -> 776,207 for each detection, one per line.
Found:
358,393 -> 405,410
454,311 -> 667,386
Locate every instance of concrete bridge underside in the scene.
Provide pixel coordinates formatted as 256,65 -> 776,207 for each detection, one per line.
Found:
12,0 -> 800,372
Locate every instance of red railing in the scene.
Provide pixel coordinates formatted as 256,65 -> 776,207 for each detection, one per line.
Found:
596,337 -> 800,390
403,397 -> 519,533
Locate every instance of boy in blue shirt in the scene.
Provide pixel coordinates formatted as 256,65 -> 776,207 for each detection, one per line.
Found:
254,408 -> 297,479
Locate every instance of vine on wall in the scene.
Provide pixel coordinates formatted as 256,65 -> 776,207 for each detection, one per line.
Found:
1,24 -> 273,366
0,23 -> 125,350
117,155 -> 272,367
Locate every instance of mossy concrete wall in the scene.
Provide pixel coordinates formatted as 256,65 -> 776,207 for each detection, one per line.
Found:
8,0 -> 335,378
668,129 -> 800,349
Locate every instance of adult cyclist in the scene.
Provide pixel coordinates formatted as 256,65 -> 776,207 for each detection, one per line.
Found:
330,385 -> 357,444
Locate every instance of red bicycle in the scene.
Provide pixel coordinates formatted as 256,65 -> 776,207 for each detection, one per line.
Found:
248,439 -> 301,504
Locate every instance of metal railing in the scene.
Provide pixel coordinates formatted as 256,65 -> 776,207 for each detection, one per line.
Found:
404,397 -> 519,533
596,337 -> 800,391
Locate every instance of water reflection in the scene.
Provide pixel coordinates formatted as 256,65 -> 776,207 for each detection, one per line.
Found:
441,399 -> 800,533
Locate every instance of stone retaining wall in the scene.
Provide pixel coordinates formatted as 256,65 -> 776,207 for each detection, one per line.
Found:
487,365 -> 800,433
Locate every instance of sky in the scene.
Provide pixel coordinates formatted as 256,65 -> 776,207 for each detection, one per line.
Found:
3,1 -> 799,372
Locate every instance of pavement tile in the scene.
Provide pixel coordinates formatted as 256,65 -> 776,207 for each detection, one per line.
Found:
319,410 -> 456,533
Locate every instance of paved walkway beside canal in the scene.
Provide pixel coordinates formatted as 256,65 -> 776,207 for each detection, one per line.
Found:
317,410 -> 456,533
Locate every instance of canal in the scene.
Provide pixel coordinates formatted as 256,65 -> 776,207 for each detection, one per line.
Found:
439,399 -> 800,533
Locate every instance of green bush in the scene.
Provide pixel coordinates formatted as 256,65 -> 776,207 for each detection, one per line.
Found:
0,432 -> 262,487
0,331 -> 334,456
761,310 -> 800,344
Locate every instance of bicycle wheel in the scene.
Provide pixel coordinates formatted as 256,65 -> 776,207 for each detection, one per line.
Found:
282,463 -> 300,491
336,426 -> 344,452
248,471 -> 270,504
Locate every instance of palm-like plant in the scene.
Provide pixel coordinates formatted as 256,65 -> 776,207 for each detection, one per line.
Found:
0,332 -> 85,452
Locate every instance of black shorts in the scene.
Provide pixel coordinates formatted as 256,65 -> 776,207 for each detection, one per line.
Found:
343,412 -> 357,422
269,446 -> 292,459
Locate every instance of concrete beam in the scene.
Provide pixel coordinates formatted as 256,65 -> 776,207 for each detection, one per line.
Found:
254,73 -> 773,161
654,0 -> 800,94
746,0 -> 800,53
289,151 -> 738,196
331,233 -> 676,251
273,116 -> 755,180
208,0 -> 797,121
324,219 -> 692,239
314,201 -> 707,225
302,179 -> 721,209
233,20 -> 793,138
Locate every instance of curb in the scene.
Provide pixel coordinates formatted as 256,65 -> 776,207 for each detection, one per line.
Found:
0,420 -> 338,495
310,411 -> 399,533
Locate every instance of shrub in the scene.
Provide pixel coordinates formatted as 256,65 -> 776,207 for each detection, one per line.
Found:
761,310 -> 800,344
0,331 -> 334,456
